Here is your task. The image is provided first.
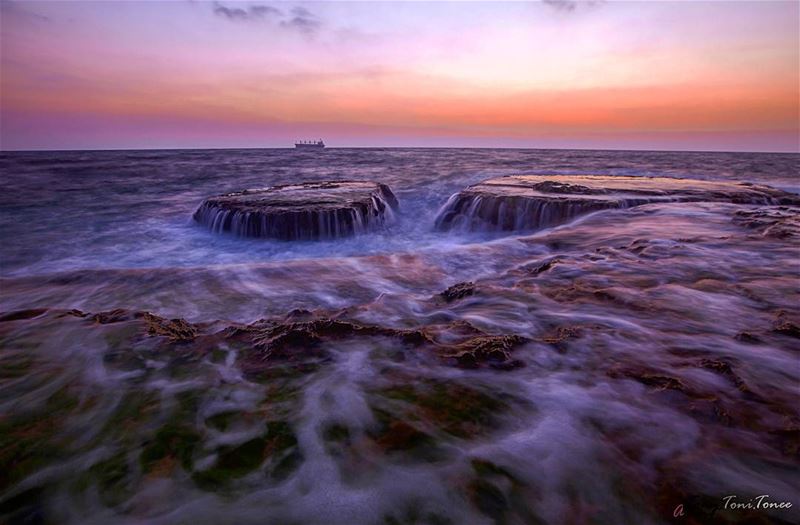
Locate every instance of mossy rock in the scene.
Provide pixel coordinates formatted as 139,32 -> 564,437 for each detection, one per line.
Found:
192,420 -> 302,490
174,390 -> 202,417
140,422 -> 201,474
322,422 -> 351,443
0,387 -> 79,489
100,391 -> 160,437
68,450 -> 136,509
0,486 -> 49,524
89,451 -> 136,507
205,411 -> 239,432
166,353 -> 207,380
101,324 -> 147,370
379,380 -> 509,438
368,408 -> 445,462
0,421 -> 64,490
467,458 -> 543,525
271,448 -> 304,481
244,361 -> 324,384
471,459 -> 518,480
321,422 -> 352,459
0,353 -> 36,379
210,347 -> 228,363
192,437 -> 269,490
263,378 -> 303,404
468,478 -> 509,523
383,508 -> 454,525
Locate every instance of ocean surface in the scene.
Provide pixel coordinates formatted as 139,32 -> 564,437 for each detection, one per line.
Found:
1,148 -> 799,524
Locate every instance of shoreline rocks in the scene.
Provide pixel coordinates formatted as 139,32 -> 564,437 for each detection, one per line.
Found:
194,181 -> 399,240
435,175 -> 800,233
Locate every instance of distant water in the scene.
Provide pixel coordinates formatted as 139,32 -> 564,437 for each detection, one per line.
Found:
1,148 -> 798,277
1,148 -> 799,525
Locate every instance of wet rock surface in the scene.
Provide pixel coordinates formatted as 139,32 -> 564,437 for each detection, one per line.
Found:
435,174 -> 800,232
194,181 -> 399,240
438,281 -> 475,302
3,280 -> 798,524
732,206 -> 800,239
0,306 -> 531,515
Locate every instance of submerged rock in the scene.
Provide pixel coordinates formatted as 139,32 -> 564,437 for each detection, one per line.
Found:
439,281 -> 475,302
773,311 -> 800,339
434,175 -> 800,232
194,181 -> 399,240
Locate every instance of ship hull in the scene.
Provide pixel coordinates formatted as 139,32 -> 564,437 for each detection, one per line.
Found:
295,144 -> 325,149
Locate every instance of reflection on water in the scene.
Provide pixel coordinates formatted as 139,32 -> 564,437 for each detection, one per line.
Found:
1,149 -> 799,524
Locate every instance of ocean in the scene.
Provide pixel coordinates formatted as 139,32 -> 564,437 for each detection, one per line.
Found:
1,148 -> 799,524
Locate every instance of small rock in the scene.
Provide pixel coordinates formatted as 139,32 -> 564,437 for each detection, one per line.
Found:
439,282 -> 475,302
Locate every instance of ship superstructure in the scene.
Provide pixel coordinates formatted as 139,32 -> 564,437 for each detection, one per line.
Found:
295,140 -> 325,149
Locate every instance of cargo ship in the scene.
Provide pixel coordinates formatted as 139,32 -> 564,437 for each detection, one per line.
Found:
295,140 -> 325,149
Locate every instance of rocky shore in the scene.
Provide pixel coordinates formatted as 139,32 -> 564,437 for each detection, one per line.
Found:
3,148 -> 799,524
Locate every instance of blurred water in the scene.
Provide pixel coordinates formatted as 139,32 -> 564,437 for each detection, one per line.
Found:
1,148 -> 799,525
1,148 -> 797,276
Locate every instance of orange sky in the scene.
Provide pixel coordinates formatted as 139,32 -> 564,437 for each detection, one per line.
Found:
1,1 -> 798,151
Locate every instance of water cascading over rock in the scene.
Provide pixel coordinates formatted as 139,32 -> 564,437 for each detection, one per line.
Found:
194,181 -> 399,240
434,175 -> 800,233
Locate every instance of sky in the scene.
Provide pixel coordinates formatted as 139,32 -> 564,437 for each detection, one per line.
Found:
1,0 -> 798,151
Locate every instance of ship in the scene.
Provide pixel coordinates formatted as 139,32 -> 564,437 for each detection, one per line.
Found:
295,139 -> 325,149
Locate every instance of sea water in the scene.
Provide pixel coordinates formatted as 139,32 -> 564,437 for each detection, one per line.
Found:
1,148 -> 798,524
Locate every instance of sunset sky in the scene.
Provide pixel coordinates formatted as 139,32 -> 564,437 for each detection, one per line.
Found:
1,0 -> 798,151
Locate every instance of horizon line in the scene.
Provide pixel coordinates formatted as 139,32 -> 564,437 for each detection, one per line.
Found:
2,145 -> 798,155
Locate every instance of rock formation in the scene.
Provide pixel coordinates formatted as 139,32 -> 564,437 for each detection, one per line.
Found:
194,181 -> 399,240
435,175 -> 800,232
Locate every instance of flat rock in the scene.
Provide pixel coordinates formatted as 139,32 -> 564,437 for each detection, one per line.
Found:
194,181 -> 399,240
435,175 -> 800,232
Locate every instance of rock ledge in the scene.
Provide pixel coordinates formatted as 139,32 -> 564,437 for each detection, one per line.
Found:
435,175 -> 800,232
195,181 -> 399,240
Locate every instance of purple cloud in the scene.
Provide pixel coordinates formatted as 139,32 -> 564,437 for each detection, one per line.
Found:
213,2 -> 282,21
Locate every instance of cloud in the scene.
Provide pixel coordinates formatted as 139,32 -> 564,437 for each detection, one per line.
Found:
250,5 -> 282,17
0,0 -> 50,22
212,3 -> 320,34
280,7 -> 321,34
212,2 -> 282,21
290,6 -> 313,18
542,0 -> 603,12
543,0 -> 576,11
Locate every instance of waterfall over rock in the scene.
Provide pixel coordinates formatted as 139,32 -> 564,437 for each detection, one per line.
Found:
194,181 -> 399,240
435,175 -> 800,233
